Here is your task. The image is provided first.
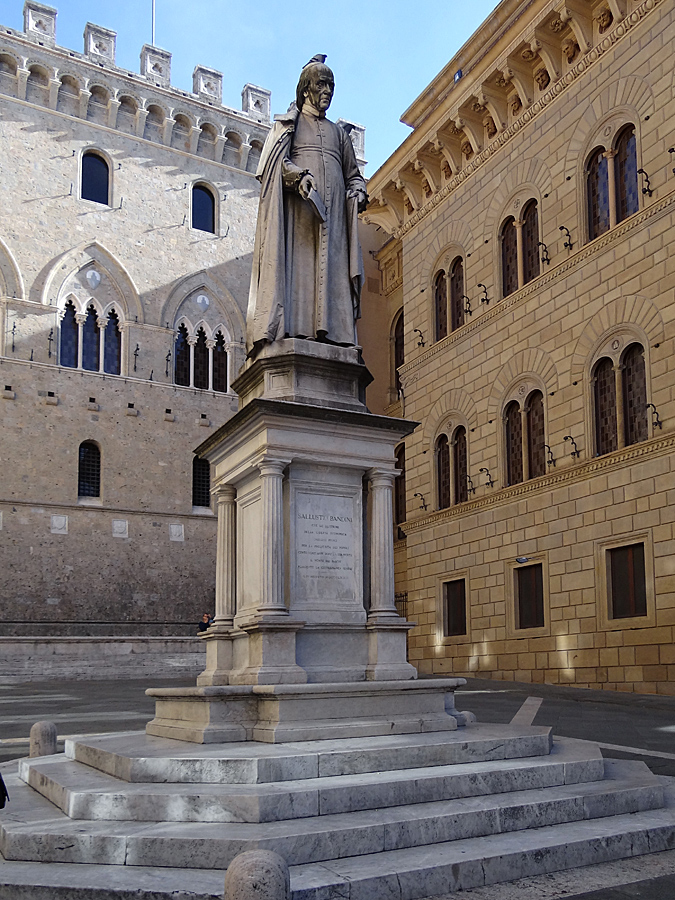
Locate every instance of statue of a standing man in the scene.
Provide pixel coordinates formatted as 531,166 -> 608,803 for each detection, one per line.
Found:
246,55 -> 368,358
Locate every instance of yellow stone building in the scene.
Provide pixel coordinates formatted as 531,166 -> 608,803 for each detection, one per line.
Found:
361,0 -> 675,693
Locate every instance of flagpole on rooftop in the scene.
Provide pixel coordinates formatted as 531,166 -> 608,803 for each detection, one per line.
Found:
151,0 -> 156,45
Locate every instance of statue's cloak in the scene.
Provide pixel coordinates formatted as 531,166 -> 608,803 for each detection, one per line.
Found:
246,105 -> 366,355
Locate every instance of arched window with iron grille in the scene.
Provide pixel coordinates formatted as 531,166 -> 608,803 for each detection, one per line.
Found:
60,300 -> 78,368
452,426 -> 468,503
593,357 -> 618,455
587,147 -> 610,240
505,400 -> 523,486
213,331 -> 228,393
501,217 -> 518,298
81,151 -> 109,205
192,456 -> 211,508
104,309 -> 122,375
449,257 -> 465,332
622,343 -> 647,446
174,324 -> 190,386
78,441 -> 101,498
615,126 -> 639,224
436,433 -> 451,509
192,184 -> 216,233
526,390 -> 546,478
82,305 -> 100,372
434,270 -> 447,342
522,200 -> 540,285
193,328 -> 209,390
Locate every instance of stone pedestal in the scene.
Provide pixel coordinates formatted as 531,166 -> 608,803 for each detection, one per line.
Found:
154,339 -> 418,740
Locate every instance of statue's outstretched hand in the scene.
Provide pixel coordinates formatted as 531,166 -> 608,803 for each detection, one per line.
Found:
348,188 -> 369,214
299,173 -> 316,200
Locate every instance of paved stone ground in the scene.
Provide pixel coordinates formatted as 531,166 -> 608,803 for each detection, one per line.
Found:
0,674 -> 674,898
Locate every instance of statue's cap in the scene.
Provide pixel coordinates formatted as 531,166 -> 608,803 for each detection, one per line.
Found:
303,54 -> 327,68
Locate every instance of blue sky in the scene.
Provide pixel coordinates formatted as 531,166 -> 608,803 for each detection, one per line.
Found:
0,0 -> 500,174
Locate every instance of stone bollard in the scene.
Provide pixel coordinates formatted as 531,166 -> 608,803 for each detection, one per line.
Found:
224,849 -> 290,900
29,721 -> 58,757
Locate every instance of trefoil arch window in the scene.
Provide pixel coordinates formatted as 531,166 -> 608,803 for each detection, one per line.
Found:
104,310 -> 122,375
174,323 -> 231,392
192,184 -> 216,233
586,125 -> 639,241
213,331 -> 228,393
60,301 -> 123,374
193,328 -> 209,390
592,342 -> 648,456
60,299 -> 78,368
82,305 -> 100,371
81,151 -> 110,205
78,441 -> 101,498
504,389 -> 546,486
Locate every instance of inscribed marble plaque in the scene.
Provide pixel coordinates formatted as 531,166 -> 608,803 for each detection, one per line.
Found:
295,493 -> 355,598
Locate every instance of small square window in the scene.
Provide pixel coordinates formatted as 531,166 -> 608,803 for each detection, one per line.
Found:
443,579 -> 467,636
515,564 -> 544,629
608,543 -> 646,618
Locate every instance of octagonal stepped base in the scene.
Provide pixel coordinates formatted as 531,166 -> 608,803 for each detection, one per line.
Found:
2,724 -> 675,899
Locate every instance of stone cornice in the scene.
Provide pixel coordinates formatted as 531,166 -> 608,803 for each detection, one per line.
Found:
398,188 -> 675,387
371,0 -> 660,240
403,432 -> 675,535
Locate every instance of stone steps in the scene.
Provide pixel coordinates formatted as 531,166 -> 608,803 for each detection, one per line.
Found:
65,723 -> 553,783
0,760 -> 664,869
1,774 -> 675,899
18,737 -> 604,824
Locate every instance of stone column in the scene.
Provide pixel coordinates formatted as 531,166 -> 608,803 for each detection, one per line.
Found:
17,67 -> 29,101
97,316 -> 107,373
214,485 -> 236,626
605,149 -> 617,229
75,314 -> 86,370
206,338 -> 215,391
48,78 -> 60,110
368,468 -> 399,619
514,219 -> 525,290
187,335 -> 196,388
107,98 -> 120,129
258,459 -> 287,615
162,117 -> 175,147
136,107 -> 148,138
78,89 -> 91,119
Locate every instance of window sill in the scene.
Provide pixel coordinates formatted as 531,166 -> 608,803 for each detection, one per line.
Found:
77,497 -> 102,507
191,506 -> 214,516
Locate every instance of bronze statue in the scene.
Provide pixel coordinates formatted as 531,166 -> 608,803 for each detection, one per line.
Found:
246,56 -> 368,357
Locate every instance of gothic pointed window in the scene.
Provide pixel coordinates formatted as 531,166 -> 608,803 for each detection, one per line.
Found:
593,357 -> 618,455
501,217 -> 518,298
436,433 -> 451,509
192,456 -> 211,508
522,200 -> 540,285
60,300 -> 78,368
194,328 -> 209,390
393,311 -> 404,394
394,444 -> 406,540
615,126 -> 639,223
449,257 -> 465,332
622,343 -> 647,446
434,270 -> 447,341
78,441 -> 101,498
82,305 -> 100,372
213,331 -> 228,393
104,309 -> 122,375
505,400 -> 523,486
526,390 -> 546,478
587,147 -> 610,240
175,324 -> 190,386
453,426 -> 468,503
81,151 -> 109,205
192,184 -> 216,233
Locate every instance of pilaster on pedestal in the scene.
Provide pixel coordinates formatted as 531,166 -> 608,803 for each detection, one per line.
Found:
196,624 -> 233,686
229,617 -> 307,685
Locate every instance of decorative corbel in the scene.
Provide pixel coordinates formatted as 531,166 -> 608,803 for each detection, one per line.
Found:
528,35 -> 561,80
558,2 -> 593,51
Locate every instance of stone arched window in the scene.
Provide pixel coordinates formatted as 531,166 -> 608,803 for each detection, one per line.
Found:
393,310 -> 404,395
192,456 -> 211,508
192,184 -> 216,233
193,327 -> 209,389
452,425 -> 468,504
87,85 -> 110,125
504,400 -> 523,486
78,441 -> 101,498
586,147 -> 610,240
60,299 -> 78,368
104,310 -> 122,375
593,357 -> 618,455
394,443 -> 406,539
81,151 -> 109,206
247,140 -> 263,173
174,324 -> 190,386
56,75 -> 79,116
434,270 -> 447,342
436,433 -> 451,509
449,257 -> 465,332
622,343 -> 648,446
500,216 -> 518,298
526,390 -> 546,478
615,125 -> 639,224
522,200 -> 540,285
82,305 -> 100,371
213,331 -> 228,393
